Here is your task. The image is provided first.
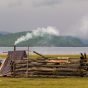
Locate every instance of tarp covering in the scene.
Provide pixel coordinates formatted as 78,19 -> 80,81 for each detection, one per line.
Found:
0,51 -> 27,76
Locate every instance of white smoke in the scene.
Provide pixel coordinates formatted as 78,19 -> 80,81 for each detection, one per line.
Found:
14,26 -> 60,45
79,16 -> 88,37
68,16 -> 88,39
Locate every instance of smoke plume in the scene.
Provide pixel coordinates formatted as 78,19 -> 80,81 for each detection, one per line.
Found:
79,16 -> 88,38
67,16 -> 88,39
14,26 -> 60,45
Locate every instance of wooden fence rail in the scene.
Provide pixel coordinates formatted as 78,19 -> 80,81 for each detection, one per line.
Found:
10,57 -> 88,77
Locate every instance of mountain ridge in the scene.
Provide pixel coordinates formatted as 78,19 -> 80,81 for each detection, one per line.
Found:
0,31 -> 86,47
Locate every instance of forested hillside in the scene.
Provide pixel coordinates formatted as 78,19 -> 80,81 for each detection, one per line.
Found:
0,31 -> 85,47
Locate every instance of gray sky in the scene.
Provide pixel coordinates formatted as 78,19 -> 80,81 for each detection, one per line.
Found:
0,0 -> 88,39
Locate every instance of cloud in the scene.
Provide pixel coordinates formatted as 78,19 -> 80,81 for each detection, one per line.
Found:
8,0 -> 22,8
0,0 -> 87,8
32,0 -> 88,7
0,0 -> 88,36
0,0 -> 22,8
67,16 -> 88,39
32,0 -> 62,7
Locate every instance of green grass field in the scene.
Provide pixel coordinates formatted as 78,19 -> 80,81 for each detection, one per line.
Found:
0,77 -> 88,88
0,53 -> 81,59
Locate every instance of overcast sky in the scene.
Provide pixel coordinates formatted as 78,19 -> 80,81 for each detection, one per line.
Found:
0,0 -> 88,39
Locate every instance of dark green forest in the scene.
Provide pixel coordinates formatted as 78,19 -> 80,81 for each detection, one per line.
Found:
0,31 -> 85,47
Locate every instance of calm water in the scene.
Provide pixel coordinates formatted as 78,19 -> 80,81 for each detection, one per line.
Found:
0,47 -> 88,54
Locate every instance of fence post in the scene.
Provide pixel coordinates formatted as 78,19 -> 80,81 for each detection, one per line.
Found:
10,60 -> 15,77
79,53 -> 87,77
26,46 -> 29,77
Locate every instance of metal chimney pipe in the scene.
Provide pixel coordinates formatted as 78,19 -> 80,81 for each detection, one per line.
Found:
28,45 -> 29,59
14,45 -> 16,51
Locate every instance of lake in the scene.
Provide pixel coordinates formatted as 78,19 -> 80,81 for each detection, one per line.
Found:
0,47 -> 88,54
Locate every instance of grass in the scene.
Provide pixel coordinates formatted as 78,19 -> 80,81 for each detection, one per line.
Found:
0,54 -> 81,59
0,54 -> 7,58
0,77 -> 88,88
0,53 -> 86,59
29,54 -> 81,59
